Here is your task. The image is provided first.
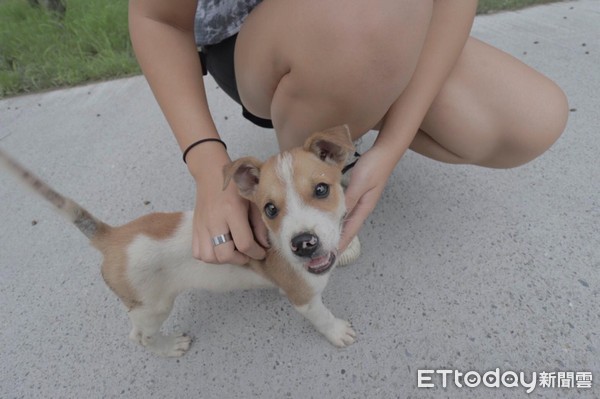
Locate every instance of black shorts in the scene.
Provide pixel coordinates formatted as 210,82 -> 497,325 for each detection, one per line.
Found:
199,34 -> 274,129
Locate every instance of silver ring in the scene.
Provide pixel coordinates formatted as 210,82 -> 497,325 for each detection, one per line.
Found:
212,232 -> 233,246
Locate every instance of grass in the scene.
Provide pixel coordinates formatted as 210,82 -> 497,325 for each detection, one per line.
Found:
477,0 -> 560,14
0,0 -> 138,97
0,0 -> 561,98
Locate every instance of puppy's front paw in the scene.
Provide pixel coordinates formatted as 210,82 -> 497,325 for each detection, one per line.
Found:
142,333 -> 192,357
323,318 -> 356,347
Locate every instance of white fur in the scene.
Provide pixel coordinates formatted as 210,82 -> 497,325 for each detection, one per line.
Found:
124,212 -> 276,356
295,295 -> 356,347
127,212 -> 274,301
274,153 -> 347,271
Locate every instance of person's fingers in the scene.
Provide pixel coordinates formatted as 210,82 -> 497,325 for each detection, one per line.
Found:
190,202 -> 246,264
339,146 -> 393,252
194,223 -> 220,263
250,203 -> 270,249
192,230 -> 204,260
190,176 -> 260,265
340,190 -> 363,249
339,205 -> 367,251
344,182 -> 362,217
339,181 -> 378,251
212,240 -> 250,265
197,220 -> 251,265
192,212 -> 214,261
227,206 -> 266,260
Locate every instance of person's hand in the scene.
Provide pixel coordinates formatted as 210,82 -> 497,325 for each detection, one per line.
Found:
339,146 -> 395,252
191,165 -> 269,266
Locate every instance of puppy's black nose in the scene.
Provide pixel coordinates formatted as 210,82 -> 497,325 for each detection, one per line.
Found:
291,233 -> 319,258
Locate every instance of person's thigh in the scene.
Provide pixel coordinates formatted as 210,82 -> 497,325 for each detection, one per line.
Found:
235,0 -> 432,150
413,37 -> 569,168
236,3 -> 567,166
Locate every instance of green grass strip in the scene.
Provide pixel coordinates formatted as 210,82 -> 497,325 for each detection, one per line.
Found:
0,0 -> 139,97
478,0 -> 560,14
1,0 -> 561,98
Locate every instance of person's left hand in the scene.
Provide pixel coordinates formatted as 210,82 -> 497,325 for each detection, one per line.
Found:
338,145 -> 396,251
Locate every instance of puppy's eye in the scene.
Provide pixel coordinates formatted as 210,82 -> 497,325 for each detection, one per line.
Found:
264,202 -> 279,219
314,183 -> 330,199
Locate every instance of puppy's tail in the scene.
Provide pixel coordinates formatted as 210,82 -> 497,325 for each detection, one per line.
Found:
0,149 -> 111,241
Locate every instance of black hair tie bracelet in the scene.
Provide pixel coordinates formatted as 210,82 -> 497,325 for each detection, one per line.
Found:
183,138 -> 227,164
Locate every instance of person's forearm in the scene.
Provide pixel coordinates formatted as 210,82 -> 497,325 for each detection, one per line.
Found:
129,0 -> 229,179
375,0 -> 478,166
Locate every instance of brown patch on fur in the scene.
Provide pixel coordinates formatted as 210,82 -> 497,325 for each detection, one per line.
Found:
291,149 -> 345,214
253,155 -> 289,234
248,250 -> 314,306
223,157 -> 263,198
223,155 -> 291,235
303,125 -> 355,167
92,212 -> 184,309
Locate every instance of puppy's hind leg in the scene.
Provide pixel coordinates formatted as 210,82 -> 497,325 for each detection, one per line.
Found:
127,300 -> 191,357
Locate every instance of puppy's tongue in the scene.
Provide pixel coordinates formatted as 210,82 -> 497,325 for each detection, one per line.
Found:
307,253 -> 332,270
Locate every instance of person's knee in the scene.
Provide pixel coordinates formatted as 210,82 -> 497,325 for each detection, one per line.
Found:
531,82 -> 569,154
485,83 -> 569,169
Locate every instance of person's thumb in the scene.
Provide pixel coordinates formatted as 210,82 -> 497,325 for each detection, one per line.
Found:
344,180 -> 362,216
340,181 -> 370,251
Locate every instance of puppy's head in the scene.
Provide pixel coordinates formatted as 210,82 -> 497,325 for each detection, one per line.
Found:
224,125 -> 354,275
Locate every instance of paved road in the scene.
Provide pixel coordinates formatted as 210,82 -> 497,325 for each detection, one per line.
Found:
1,1 -> 598,398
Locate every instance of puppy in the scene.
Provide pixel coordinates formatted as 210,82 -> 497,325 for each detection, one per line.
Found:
0,125 -> 361,357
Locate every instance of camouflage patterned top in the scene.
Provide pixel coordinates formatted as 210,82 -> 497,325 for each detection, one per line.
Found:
195,0 -> 263,46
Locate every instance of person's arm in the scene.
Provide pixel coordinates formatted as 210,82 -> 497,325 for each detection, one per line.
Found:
129,0 -> 218,158
340,0 -> 478,250
129,0 -> 267,264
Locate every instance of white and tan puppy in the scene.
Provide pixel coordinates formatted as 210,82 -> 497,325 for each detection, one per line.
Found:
0,125 -> 361,357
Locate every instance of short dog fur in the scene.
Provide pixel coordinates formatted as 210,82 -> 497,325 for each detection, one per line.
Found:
0,125 -> 360,357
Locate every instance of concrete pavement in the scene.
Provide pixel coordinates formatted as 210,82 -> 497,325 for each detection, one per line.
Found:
1,1 -> 598,398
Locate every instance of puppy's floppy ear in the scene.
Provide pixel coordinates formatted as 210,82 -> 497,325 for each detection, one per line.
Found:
304,124 -> 355,167
223,157 -> 263,199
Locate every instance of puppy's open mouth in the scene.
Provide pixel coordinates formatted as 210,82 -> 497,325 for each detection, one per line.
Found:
305,251 -> 337,275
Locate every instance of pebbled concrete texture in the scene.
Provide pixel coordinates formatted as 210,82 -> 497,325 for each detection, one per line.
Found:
0,1 -> 598,398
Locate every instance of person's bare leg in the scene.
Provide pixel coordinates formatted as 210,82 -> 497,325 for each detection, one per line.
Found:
411,37 -> 568,168
236,2 -> 568,166
235,0 -> 432,151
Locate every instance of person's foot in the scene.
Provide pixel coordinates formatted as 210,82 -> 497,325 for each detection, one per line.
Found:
337,235 -> 361,267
